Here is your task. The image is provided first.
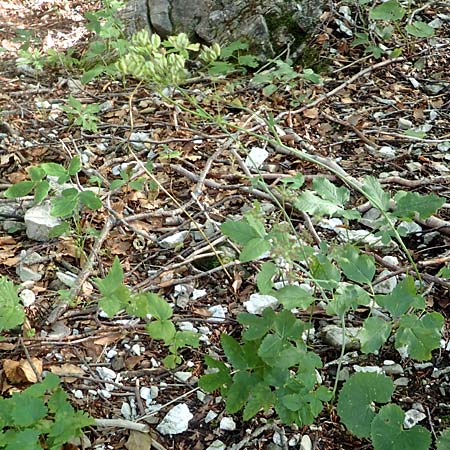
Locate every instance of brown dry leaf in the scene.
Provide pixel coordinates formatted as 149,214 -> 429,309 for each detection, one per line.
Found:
19,357 -> 43,383
94,332 -> 125,346
49,363 -> 85,382
0,342 -> 15,351
125,431 -> 152,450
3,359 -> 21,383
125,356 -> 143,370
303,108 -> 319,119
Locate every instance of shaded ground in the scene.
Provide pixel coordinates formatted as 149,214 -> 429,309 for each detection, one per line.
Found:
1,1 -> 450,449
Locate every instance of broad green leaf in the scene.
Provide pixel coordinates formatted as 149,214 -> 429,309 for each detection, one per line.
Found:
170,331 -> 200,350
437,428 -> 450,450
239,237 -> 270,262
39,162 -> 67,178
146,293 -> 173,320
51,188 -> 79,217
221,220 -> 259,245
163,354 -> 180,369
313,177 -> 349,206
226,371 -> 253,414
294,190 -> 343,217
335,245 -> 375,284
2,429 -> 41,450
48,221 -> 71,238
370,0 -> 405,21
310,254 -> 341,290
238,308 -> 275,340
221,334 -> 249,370
67,156 -> 82,175
326,282 -> 371,317
359,317 -> 392,354
274,285 -> 314,310
395,312 -> 443,360
257,261 -> 277,294
281,392 -> 304,411
126,293 -> 153,317
273,310 -> 306,342
34,180 -> 50,204
238,54 -> 259,68
404,129 -> 427,138
393,191 -> 445,220
198,356 -> 231,392
4,181 -> 35,198
375,276 -> 425,318
96,256 -> 124,295
258,335 -> 302,368
0,277 -> 25,332
337,372 -> 394,438
405,21 -> 434,38
98,284 -> 130,317
28,166 -> 46,181
243,383 -> 275,420
371,404 -> 431,450
10,395 -> 47,427
79,190 -> 102,210
362,176 -> 391,212
438,266 -> 450,278
145,320 -> 176,342
220,40 -> 248,58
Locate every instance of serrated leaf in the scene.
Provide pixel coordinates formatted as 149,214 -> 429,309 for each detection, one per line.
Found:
393,191 -> 445,220
10,395 -> 47,427
221,334 -> 249,369
258,334 -> 302,368
28,166 -> 46,181
313,177 -> 349,206
146,293 -> 173,320
326,282 -> 371,317
437,428 -> 450,450
335,245 -> 375,284
274,285 -> 314,310
294,190 -> 343,217
198,356 -> 231,392
96,256 -> 124,296
126,293 -> 153,317
0,277 -> 25,332
79,190 -> 102,210
370,0 -> 405,21
145,320 -> 176,342
243,383 -> 275,420
272,309 -> 305,341
221,220 -> 259,245
239,237 -> 270,262
98,284 -> 130,317
226,371 -> 253,414
238,309 -> 274,340
4,181 -> 35,198
371,404 -> 431,450
310,254 -> 341,290
375,276 -> 425,318
337,372 -> 394,438
395,312 -> 443,360
2,429 -> 41,450
359,317 -> 392,354
257,261 -> 277,294
362,176 -> 391,211
406,21 -> 434,38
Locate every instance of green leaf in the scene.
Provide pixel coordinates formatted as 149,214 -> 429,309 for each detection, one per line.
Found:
273,309 -> 305,341
375,276 -> 425,318
437,428 -> 450,450
326,283 -> 371,317
199,356 -> 232,392
126,293 -> 153,317
337,372 -> 394,438
0,277 -> 25,333
10,395 -> 47,427
395,312 -> 443,360
226,371 -> 253,414
243,383 -> 275,420
28,166 -> 46,181
258,334 -> 303,368
145,320 -> 176,342
221,220 -> 259,245
335,245 -> 376,284
362,176 -> 391,212
39,162 -> 67,179
310,254 -> 341,290
405,21 -> 435,38
313,177 -> 349,206
371,404 -> 431,450
221,334 -> 249,370
4,181 -> 35,198
51,188 -> 79,217
238,309 -> 274,340
2,429 -> 41,450
273,285 -> 314,310
67,156 -> 82,175
370,0 -> 405,21
239,238 -> 270,262
359,317 -> 392,354
79,190 -> 102,210
257,261 -> 277,294
170,330 -> 199,350
146,294 -> 173,320
294,190 -> 343,217
33,180 -> 50,204
438,266 -> 450,278
238,54 -> 259,68
393,191 -> 445,220
98,284 -> 130,317
96,256 -> 124,295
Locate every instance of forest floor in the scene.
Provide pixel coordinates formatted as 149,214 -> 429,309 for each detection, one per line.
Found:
1,1 -> 450,449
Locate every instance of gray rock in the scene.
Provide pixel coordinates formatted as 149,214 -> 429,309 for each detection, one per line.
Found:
24,202 -> 61,241
404,408 -> 426,429
120,0 -> 324,59
156,403 -> 193,435
244,293 -> 279,315
382,363 -> 404,376
219,416 -> 236,431
321,325 -> 361,350
206,440 -> 226,450
300,435 -> 312,450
